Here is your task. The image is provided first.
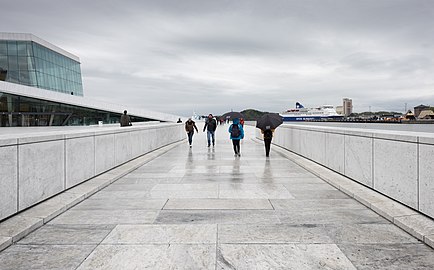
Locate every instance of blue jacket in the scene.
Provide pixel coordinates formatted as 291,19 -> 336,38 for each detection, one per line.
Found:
228,118 -> 244,140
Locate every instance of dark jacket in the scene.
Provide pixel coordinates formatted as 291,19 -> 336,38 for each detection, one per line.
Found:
185,120 -> 198,133
120,114 -> 131,127
203,118 -> 217,132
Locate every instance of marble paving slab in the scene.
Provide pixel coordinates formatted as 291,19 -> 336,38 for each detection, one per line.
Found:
277,209 -> 388,225
0,244 -> 96,270
155,210 -> 281,225
73,198 -> 167,210
288,189 -> 351,200
394,214 -> 434,240
217,244 -> 356,269
89,190 -> 152,200
283,183 -> 337,191
18,224 -> 115,245
150,190 -> 219,199
0,236 -> 12,252
151,183 -> 218,191
0,215 -> 43,242
325,223 -> 420,244
218,224 -> 333,244
338,243 -> 434,269
164,199 -> 273,210
102,224 -> 217,244
76,244 -> 216,270
270,199 -> 367,211
102,183 -> 156,192
257,177 -> 325,184
49,210 -> 159,225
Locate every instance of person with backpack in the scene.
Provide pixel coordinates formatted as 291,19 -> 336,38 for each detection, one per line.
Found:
261,127 -> 274,157
228,118 -> 244,156
203,114 -> 217,147
185,118 -> 199,148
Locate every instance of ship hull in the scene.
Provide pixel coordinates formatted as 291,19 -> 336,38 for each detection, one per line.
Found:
281,115 -> 343,121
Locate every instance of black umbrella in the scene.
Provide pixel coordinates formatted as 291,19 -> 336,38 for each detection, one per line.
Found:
221,111 -> 244,120
256,113 -> 283,130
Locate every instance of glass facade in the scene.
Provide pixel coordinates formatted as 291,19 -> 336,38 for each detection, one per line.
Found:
0,92 -> 151,127
0,40 -> 83,96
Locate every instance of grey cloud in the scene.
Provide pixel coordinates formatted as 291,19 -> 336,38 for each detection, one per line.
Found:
2,0 -> 434,115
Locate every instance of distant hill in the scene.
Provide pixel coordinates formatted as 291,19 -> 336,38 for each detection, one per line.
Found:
241,109 -> 276,121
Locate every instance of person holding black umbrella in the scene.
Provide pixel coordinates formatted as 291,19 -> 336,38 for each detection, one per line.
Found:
261,126 -> 274,157
256,113 -> 283,157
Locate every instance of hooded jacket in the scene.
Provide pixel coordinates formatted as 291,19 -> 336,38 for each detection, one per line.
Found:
228,118 -> 244,140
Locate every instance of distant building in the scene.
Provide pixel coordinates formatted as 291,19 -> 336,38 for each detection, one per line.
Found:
343,98 -> 353,117
418,110 -> 434,119
335,105 -> 343,115
414,104 -> 430,118
0,32 -> 179,126
0,32 -> 83,95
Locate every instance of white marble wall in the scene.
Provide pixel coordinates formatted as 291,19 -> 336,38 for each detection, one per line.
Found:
95,133 -> 115,175
18,139 -> 65,211
373,138 -> 418,209
0,123 -> 184,220
65,135 -> 96,188
325,132 -> 345,174
344,134 -> 373,187
263,124 -> 434,219
0,141 -> 18,220
419,139 -> 434,218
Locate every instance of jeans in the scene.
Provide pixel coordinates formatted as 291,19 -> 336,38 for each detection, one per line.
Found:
187,132 -> 194,145
207,130 -> 215,146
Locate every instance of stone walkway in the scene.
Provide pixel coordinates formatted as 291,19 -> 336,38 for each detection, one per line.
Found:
1,125 -> 434,269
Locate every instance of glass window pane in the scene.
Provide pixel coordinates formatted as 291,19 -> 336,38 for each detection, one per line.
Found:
18,56 -> 28,70
28,57 -> 35,70
0,56 -> 7,70
7,70 -> 19,82
7,41 -> 17,55
19,70 -> 30,85
26,42 -> 33,56
29,71 -> 37,86
0,42 -> 7,55
17,42 -> 27,56
8,56 -> 18,70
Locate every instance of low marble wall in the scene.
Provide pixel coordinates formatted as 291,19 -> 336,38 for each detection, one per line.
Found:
258,124 -> 434,219
0,123 -> 184,221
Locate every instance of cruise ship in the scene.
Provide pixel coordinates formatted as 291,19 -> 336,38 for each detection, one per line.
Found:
280,102 -> 343,121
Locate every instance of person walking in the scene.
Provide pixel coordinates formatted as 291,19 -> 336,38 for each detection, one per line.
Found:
177,118 -> 182,123
203,114 -> 217,147
120,110 -> 132,127
228,118 -> 244,156
261,128 -> 274,157
185,118 -> 199,148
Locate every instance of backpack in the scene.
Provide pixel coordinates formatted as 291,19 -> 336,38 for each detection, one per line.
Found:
263,129 -> 273,139
231,124 -> 240,137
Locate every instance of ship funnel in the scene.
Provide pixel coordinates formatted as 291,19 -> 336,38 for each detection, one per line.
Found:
296,102 -> 304,109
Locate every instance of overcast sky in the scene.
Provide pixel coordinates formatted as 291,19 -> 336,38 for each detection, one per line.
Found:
2,0 -> 434,116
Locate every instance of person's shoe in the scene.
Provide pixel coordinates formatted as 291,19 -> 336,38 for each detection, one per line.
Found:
190,145 -> 192,148
238,153 -> 241,157
234,153 -> 238,157
208,144 -> 210,147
